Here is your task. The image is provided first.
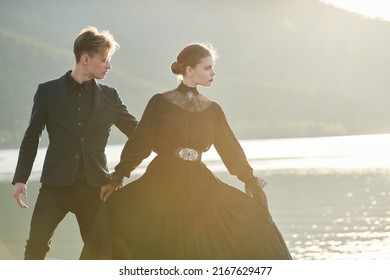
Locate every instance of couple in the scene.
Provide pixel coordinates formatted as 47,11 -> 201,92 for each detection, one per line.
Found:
12,26 -> 292,260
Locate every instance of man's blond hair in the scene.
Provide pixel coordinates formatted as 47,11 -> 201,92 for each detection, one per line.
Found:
73,26 -> 120,62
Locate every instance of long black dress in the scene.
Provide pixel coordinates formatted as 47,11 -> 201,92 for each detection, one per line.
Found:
80,83 -> 292,260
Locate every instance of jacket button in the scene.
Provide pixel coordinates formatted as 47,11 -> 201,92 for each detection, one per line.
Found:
74,154 -> 80,159
80,138 -> 84,142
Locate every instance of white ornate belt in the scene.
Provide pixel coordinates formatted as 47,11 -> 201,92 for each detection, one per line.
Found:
174,147 -> 202,162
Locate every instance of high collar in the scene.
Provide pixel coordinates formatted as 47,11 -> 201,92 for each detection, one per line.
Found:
67,71 -> 94,92
177,82 -> 199,95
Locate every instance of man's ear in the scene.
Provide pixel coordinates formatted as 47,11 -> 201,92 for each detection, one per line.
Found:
80,53 -> 90,65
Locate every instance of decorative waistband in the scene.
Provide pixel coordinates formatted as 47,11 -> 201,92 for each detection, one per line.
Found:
174,147 -> 202,162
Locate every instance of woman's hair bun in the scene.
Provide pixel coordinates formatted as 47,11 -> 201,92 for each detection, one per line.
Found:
171,61 -> 181,75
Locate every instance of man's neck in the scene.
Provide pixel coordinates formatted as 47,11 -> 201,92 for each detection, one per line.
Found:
70,65 -> 92,84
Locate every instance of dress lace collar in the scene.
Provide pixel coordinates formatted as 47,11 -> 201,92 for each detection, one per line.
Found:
164,83 -> 212,112
177,82 -> 199,102
177,82 -> 199,95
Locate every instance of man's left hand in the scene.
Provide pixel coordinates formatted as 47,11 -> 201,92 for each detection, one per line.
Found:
100,183 -> 115,202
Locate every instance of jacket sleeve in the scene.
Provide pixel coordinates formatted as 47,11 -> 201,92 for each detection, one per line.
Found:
213,103 -> 258,185
12,85 -> 47,185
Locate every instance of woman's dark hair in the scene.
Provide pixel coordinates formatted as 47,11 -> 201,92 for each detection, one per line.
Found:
171,43 -> 217,76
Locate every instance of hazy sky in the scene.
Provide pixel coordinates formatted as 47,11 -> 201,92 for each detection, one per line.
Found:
320,0 -> 390,21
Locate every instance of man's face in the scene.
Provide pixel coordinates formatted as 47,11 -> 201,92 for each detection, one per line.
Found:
85,50 -> 112,80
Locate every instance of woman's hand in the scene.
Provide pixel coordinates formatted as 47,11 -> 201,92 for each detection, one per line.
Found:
245,177 -> 268,209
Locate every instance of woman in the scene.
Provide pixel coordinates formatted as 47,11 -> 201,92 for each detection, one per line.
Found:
81,43 -> 292,260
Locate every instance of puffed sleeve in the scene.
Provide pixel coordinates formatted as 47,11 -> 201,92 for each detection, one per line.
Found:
114,94 -> 162,177
213,103 -> 258,186
112,88 -> 138,138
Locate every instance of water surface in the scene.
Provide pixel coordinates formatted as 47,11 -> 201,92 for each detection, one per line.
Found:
1,134 -> 389,259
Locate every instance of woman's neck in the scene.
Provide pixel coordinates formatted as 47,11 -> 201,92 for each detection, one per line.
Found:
182,77 -> 197,88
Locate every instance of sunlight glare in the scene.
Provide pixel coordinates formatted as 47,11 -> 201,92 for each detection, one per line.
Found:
319,0 -> 390,22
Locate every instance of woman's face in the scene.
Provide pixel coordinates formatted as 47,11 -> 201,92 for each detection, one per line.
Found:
187,56 -> 216,87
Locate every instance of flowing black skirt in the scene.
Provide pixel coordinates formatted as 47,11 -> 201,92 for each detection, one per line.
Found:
81,156 -> 292,260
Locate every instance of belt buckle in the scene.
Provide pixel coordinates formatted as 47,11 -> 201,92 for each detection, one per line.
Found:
178,148 -> 199,161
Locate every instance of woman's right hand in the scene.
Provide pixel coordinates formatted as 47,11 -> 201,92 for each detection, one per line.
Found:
106,171 -> 124,190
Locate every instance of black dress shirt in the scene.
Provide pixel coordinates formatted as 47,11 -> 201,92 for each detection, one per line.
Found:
67,73 -> 95,178
67,72 -> 94,130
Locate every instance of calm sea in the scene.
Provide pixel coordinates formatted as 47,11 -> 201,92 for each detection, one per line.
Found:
3,133 -> 390,179
1,134 -> 390,260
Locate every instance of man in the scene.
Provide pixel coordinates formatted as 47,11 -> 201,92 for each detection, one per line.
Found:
11,26 -> 138,259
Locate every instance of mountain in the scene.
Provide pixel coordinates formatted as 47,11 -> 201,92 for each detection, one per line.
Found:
1,0 -> 390,148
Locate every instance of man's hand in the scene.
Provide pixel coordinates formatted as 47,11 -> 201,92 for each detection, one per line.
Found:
100,183 -> 116,202
13,182 -> 28,209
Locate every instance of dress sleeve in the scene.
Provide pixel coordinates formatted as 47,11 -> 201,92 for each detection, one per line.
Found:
112,88 -> 138,138
114,94 -> 162,177
213,103 -> 257,185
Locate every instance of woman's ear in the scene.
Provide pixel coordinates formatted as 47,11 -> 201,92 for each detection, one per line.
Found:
185,66 -> 193,77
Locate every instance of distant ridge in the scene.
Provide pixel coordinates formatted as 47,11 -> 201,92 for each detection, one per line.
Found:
1,0 -> 390,148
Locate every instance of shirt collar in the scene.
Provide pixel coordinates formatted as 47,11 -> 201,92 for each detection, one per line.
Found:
67,72 -> 94,93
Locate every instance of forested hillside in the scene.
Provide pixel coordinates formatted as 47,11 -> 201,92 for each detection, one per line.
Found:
1,0 -> 390,148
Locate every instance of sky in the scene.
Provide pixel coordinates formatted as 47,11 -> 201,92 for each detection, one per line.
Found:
319,0 -> 390,22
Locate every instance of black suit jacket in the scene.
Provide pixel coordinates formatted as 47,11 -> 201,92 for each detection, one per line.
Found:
12,72 -> 138,187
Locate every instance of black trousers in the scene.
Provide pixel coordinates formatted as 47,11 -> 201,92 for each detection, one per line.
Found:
24,177 -> 101,260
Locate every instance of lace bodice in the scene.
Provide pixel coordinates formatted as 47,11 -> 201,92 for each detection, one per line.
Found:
164,90 -> 213,112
